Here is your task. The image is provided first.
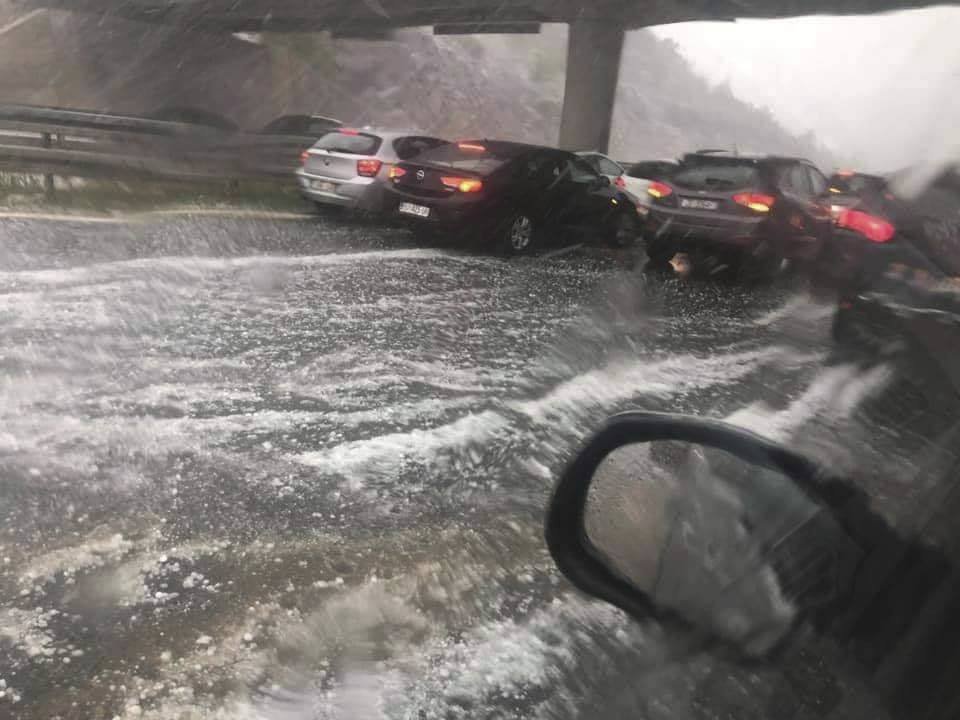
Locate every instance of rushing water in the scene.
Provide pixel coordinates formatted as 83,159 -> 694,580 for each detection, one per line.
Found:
0,214 -> 926,719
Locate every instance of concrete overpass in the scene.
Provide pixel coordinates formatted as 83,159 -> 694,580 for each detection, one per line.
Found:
21,0 -> 959,152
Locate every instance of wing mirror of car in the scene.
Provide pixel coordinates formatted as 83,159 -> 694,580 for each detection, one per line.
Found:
546,412 -> 861,657
593,175 -> 611,189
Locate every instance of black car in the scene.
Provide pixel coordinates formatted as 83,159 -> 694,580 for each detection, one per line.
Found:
382,140 -> 641,254
815,170 -> 912,289
643,151 -> 834,278
815,168 -> 953,292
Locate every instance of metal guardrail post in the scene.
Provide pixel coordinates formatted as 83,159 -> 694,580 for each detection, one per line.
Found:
40,131 -> 54,195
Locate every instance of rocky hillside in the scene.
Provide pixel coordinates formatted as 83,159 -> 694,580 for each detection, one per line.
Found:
0,6 -> 830,166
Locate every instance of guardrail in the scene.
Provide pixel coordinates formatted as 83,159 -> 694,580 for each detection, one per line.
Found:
0,104 -> 314,185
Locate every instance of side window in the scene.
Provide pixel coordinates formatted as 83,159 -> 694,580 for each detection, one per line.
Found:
597,157 -> 623,176
568,156 -> 599,183
806,166 -> 828,196
782,165 -> 813,198
579,154 -> 602,173
393,136 -> 446,161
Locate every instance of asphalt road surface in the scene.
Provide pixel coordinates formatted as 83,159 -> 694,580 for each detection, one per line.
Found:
0,212 -> 938,719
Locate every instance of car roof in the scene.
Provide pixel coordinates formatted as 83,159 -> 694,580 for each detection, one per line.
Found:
341,128 -> 445,140
684,150 -> 813,165
829,169 -> 886,181
459,139 -> 552,156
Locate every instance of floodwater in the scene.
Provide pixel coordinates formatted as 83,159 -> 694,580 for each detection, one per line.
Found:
0,213 -> 939,719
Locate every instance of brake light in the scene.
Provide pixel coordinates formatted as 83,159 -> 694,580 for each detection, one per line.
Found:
733,192 -> 776,213
457,142 -> 486,152
300,150 -> 310,165
388,165 -> 406,180
647,181 -> 673,199
615,175 -> 626,189
357,158 -> 383,177
340,128 -> 360,135
441,176 -> 483,193
837,208 -> 895,243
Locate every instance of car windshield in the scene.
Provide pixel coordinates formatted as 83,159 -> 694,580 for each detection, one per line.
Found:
312,130 -> 382,154
1,5 -> 958,720
673,159 -> 761,189
409,141 -> 516,174
828,173 -> 886,194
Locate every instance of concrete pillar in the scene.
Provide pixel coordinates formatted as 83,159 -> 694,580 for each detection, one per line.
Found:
558,20 -> 625,153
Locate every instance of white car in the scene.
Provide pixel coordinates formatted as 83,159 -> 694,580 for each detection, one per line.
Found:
576,151 -> 650,210
297,129 -> 448,212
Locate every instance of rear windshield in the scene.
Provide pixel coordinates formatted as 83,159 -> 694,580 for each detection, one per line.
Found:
307,119 -> 341,135
393,136 -> 448,161
410,142 -> 512,175
312,131 -> 382,155
828,174 -> 885,194
672,161 -> 760,190
628,161 -> 676,180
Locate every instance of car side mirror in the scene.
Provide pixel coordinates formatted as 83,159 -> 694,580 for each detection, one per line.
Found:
594,175 -> 611,189
545,412 -> 861,657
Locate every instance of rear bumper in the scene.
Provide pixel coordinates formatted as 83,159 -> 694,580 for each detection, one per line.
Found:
382,187 -> 490,234
645,208 -> 766,250
296,170 -> 380,210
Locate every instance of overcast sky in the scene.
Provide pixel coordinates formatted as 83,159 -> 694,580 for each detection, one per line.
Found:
652,6 -> 960,172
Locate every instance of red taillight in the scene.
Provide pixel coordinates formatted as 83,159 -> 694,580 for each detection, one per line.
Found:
388,165 -> 406,180
457,142 -> 486,152
300,150 -> 311,165
837,208 -> 895,243
441,176 -> 483,193
733,192 -> 776,213
340,128 -> 360,135
647,181 -> 673,199
615,175 -> 626,189
357,158 -> 383,177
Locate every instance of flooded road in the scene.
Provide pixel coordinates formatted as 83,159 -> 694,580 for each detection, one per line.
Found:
0,214 -> 921,719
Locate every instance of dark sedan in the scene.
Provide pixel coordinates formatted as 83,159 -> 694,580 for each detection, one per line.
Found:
382,140 -> 641,254
643,151 -> 834,279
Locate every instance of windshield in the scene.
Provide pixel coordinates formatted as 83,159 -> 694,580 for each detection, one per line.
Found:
409,141 -> 517,174
673,159 -> 761,190
1,4 -> 958,720
312,130 -> 382,154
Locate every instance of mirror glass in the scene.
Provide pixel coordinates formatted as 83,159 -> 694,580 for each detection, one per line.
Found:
584,441 -> 847,655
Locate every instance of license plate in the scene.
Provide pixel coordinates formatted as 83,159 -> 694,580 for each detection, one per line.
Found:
399,202 -> 431,218
312,180 -> 336,193
680,198 -> 719,210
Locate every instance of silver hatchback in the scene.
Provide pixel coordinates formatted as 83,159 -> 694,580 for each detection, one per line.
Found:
296,129 -> 448,212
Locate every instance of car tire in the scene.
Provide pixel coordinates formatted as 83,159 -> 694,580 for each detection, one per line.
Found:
313,202 -> 343,217
609,211 -> 639,248
738,246 -> 785,283
498,212 -> 538,256
644,238 -> 675,268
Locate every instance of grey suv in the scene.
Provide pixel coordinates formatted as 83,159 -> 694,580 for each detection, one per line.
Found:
297,129 -> 448,212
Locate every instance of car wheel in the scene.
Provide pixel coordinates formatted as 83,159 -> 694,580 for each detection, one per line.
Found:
500,212 -> 537,255
610,212 -> 639,248
644,238 -> 675,268
313,202 -> 343,217
738,246 -> 785,283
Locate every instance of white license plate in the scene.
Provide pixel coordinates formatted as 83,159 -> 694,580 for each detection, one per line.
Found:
680,198 -> 719,210
312,180 -> 337,193
399,202 -> 431,218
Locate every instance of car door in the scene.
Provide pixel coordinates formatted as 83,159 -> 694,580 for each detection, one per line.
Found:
775,163 -> 823,261
804,165 -> 836,253
548,155 -> 617,235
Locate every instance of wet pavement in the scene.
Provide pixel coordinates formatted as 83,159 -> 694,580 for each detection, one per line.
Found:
0,212 -> 940,719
